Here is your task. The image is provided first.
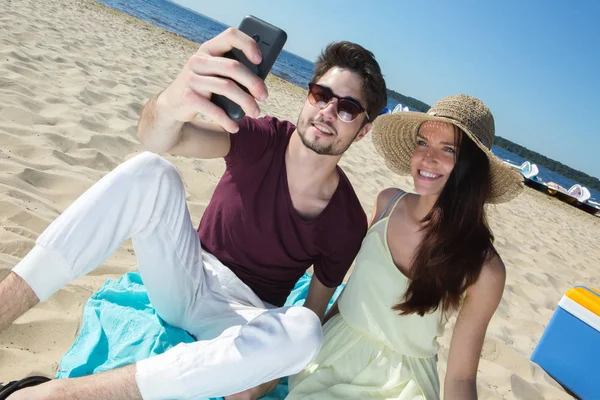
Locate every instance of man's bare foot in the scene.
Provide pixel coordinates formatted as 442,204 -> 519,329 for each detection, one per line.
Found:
224,379 -> 279,400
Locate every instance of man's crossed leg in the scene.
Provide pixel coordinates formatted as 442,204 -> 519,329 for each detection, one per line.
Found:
0,152 -> 322,400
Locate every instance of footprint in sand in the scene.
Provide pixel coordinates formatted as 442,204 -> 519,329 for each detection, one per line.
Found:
4,64 -> 39,80
0,239 -> 36,259
502,241 -> 521,253
127,101 -> 143,115
98,78 -> 118,89
52,149 -> 117,172
75,60 -> 90,71
7,50 -> 32,63
14,31 -> 38,43
1,317 -> 80,353
0,195 -> 48,222
80,118 -> 108,134
524,272 -> 548,287
0,106 -> 56,126
44,96 -> 67,105
14,60 -> 40,72
114,107 -> 138,120
39,131 -> 77,151
77,88 -> 111,106
86,134 -> 140,159
2,226 -> 38,241
18,98 -> 45,114
48,55 -> 68,64
496,297 -> 511,316
5,183 -> 64,214
541,272 -> 563,290
0,79 -> 36,97
16,168 -> 92,202
16,168 -> 56,189
131,77 -> 147,87
510,374 -> 545,400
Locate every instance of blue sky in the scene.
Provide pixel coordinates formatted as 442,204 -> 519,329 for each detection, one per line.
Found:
174,0 -> 600,179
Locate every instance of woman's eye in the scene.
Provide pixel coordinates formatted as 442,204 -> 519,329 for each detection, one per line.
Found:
417,139 -> 427,146
444,147 -> 455,154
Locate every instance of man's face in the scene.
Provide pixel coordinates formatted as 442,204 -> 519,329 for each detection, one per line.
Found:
296,67 -> 371,156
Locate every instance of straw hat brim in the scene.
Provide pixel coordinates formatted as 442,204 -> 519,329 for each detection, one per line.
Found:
372,112 -> 524,204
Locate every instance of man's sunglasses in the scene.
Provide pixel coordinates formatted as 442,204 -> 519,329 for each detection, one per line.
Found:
307,83 -> 369,122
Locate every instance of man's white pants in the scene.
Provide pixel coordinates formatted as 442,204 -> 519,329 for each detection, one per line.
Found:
12,152 -> 323,400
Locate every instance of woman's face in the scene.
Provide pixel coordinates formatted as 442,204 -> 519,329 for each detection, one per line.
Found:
410,121 -> 459,197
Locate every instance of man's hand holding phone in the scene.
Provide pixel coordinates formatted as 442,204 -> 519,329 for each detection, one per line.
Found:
157,28 -> 268,133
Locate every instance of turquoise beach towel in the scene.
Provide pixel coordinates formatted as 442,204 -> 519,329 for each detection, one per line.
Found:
56,272 -> 344,400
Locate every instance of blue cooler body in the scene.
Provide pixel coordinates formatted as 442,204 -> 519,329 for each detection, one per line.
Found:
531,287 -> 600,399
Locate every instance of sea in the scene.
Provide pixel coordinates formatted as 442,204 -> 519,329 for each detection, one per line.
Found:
96,0 -> 599,202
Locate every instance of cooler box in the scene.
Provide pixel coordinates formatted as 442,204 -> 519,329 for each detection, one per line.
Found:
531,286 -> 600,399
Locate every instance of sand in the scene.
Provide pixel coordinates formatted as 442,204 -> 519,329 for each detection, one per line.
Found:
1,0 -> 599,398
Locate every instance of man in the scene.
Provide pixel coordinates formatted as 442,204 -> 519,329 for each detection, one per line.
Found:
0,27 -> 387,399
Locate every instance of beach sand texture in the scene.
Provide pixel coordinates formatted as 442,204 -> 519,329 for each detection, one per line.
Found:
1,0 -> 599,398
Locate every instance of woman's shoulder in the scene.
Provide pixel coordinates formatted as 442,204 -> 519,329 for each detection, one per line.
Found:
377,187 -> 402,202
372,188 -> 407,220
375,187 -> 410,206
483,252 -> 506,281
466,252 -> 506,299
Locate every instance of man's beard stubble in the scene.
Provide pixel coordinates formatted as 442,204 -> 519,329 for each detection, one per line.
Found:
296,117 -> 359,156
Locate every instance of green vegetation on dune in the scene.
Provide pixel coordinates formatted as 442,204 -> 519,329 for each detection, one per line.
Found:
386,89 -> 430,112
494,136 -> 600,192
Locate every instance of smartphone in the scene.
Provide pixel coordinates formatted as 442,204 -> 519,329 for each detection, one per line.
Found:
211,16 -> 287,121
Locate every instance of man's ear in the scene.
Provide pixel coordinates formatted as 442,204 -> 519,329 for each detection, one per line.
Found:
354,121 -> 372,143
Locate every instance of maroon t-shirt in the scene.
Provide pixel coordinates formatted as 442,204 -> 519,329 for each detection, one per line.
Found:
197,116 -> 367,306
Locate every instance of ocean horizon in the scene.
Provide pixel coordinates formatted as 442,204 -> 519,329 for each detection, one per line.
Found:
96,0 -> 598,202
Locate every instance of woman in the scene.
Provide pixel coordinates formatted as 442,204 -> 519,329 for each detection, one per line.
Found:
286,94 -> 523,399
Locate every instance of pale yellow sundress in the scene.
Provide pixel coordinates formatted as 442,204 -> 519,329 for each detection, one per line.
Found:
287,192 -> 446,400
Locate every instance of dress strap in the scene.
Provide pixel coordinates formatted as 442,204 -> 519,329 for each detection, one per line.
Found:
377,189 -> 406,222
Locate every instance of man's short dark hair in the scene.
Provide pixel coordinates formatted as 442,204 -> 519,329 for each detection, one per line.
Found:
311,41 -> 387,121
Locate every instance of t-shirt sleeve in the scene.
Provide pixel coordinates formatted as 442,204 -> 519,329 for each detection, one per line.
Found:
224,116 -> 276,168
313,211 -> 368,288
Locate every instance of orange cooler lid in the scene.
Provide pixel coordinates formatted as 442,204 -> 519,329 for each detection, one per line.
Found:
565,287 -> 600,317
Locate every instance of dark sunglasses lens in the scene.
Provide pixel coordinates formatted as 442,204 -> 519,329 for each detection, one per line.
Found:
309,85 -> 333,105
337,99 -> 362,122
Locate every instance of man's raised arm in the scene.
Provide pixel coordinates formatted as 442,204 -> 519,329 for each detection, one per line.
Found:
137,27 -> 269,158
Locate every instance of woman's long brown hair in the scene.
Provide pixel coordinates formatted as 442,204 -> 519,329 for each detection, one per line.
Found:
393,128 -> 496,316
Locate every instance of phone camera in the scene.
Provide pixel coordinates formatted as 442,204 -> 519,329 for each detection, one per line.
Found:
252,34 -> 260,43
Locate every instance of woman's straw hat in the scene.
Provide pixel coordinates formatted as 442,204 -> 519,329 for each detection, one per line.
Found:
372,94 -> 523,203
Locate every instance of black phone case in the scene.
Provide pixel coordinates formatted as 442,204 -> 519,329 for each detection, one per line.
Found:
211,16 -> 287,121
